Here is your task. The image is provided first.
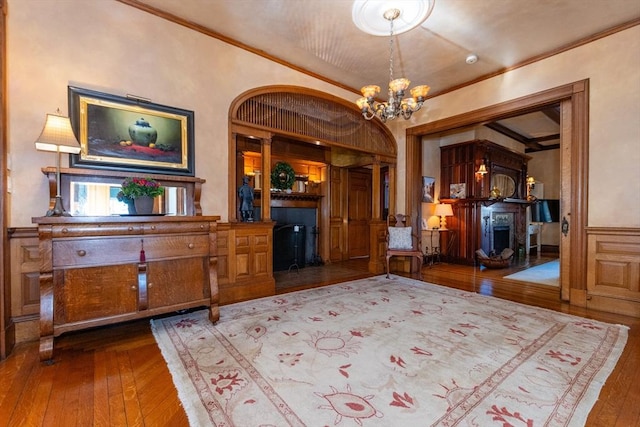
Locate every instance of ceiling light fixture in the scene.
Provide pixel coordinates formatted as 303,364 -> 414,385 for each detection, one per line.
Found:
356,8 -> 430,122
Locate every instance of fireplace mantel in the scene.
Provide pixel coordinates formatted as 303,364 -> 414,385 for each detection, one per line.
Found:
254,190 -> 323,209
442,197 -> 533,207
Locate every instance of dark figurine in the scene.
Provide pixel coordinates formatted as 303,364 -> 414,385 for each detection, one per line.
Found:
238,176 -> 254,222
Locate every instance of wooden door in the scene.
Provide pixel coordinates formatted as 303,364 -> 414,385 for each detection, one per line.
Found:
348,169 -> 371,259
148,258 -> 208,309
59,265 -> 138,323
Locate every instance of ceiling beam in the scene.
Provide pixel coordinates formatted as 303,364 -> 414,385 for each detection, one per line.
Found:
485,122 -> 546,151
542,106 -> 561,124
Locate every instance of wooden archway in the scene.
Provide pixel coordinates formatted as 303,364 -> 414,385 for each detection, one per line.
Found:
228,85 -> 397,273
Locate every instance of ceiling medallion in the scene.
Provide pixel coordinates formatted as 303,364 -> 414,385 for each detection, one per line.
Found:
354,6 -> 431,122
352,0 -> 435,36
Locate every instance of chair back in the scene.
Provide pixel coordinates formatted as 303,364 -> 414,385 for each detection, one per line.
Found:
387,213 -> 410,229
386,214 -> 420,251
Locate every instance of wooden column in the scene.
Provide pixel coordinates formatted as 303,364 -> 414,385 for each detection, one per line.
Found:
261,137 -> 272,221
388,165 -> 396,217
405,133 -> 422,230
371,156 -> 381,220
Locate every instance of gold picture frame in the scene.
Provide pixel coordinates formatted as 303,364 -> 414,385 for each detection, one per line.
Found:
68,86 -> 195,176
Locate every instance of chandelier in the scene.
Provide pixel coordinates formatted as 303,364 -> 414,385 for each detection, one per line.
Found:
356,8 -> 430,122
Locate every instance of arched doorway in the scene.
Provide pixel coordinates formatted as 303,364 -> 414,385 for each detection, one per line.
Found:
226,86 -> 397,297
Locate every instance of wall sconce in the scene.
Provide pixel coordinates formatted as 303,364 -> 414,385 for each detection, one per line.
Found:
34,110 -> 81,216
434,203 -> 454,230
475,158 -> 488,182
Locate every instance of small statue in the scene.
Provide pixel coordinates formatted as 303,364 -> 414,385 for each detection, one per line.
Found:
238,176 -> 254,222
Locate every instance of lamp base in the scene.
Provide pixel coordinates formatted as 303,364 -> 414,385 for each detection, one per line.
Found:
46,196 -> 72,217
439,217 -> 448,230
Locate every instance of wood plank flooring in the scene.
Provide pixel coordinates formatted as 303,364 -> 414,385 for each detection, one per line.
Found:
1,258 -> 638,426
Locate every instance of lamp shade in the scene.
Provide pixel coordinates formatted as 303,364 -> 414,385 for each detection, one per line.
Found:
434,203 -> 453,217
34,113 -> 81,154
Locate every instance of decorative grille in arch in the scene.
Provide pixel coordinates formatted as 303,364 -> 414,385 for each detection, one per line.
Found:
232,87 -> 396,157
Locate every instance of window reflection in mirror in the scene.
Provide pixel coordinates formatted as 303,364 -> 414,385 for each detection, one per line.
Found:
69,181 -> 187,216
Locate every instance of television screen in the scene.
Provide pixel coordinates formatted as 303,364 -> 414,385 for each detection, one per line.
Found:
531,199 -> 560,222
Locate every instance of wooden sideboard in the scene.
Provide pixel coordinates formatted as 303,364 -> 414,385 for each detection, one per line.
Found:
32,215 -> 220,361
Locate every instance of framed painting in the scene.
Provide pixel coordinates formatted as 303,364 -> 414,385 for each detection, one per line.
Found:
422,176 -> 435,202
68,86 -> 195,176
450,183 -> 466,199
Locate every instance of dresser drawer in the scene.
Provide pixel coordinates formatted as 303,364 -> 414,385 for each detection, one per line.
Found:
51,224 -> 144,238
143,234 -> 210,259
53,235 -> 210,268
143,221 -> 210,235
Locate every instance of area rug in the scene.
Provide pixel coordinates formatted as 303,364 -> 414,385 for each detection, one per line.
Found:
151,275 -> 627,426
504,259 -> 560,286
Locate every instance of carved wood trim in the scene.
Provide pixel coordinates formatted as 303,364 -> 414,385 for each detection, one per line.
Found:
0,0 -> 13,359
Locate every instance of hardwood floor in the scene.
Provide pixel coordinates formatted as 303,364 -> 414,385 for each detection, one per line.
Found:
1,258 -> 638,426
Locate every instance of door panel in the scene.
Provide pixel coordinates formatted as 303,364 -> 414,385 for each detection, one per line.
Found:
348,170 -> 371,259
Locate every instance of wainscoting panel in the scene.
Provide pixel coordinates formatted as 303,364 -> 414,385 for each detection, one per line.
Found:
8,228 -> 40,343
217,222 -> 275,305
587,228 -> 640,318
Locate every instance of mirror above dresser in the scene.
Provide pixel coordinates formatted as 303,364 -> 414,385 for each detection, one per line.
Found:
42,167 -> 206,216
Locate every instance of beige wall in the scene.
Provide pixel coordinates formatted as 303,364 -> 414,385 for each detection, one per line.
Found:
394,25 -> 640,228
7,1 -> 640,229
6,0 -> 356,226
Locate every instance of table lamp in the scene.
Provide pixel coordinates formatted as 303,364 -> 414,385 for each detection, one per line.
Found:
434,203 -> 453,230
34,110 -> 81,216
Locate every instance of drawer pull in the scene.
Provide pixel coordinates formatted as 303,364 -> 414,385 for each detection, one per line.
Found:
188,243 -> 195,249
76,250 -> 87,257
150,225 -> 156,230
128,226 -> 134,231
62,228 -> 68,234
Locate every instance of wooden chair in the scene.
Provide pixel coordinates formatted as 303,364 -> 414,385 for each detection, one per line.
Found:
385,214 -> 424,278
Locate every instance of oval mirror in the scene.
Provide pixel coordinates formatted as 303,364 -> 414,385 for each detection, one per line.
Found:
491,174 -> 516,198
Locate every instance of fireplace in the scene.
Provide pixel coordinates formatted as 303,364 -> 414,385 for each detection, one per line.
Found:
490,212 -> 514,255
272,207 -> 317,271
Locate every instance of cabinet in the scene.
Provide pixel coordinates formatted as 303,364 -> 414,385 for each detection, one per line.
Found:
32,216 -> 220,361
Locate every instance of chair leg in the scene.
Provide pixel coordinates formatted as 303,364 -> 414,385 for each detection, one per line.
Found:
386,255 -> 391,279
416,254 -> 423,278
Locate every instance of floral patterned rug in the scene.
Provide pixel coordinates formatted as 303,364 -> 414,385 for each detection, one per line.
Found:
151,275 -> 628,426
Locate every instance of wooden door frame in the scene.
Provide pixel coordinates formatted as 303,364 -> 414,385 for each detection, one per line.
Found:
405,80 -> 589,304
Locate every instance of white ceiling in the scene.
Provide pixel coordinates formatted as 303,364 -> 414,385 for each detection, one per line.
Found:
131,0 -> 640,150
134,0 -> 639,95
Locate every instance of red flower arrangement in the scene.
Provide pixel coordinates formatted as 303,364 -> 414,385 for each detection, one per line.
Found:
119,177 -> 164,199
